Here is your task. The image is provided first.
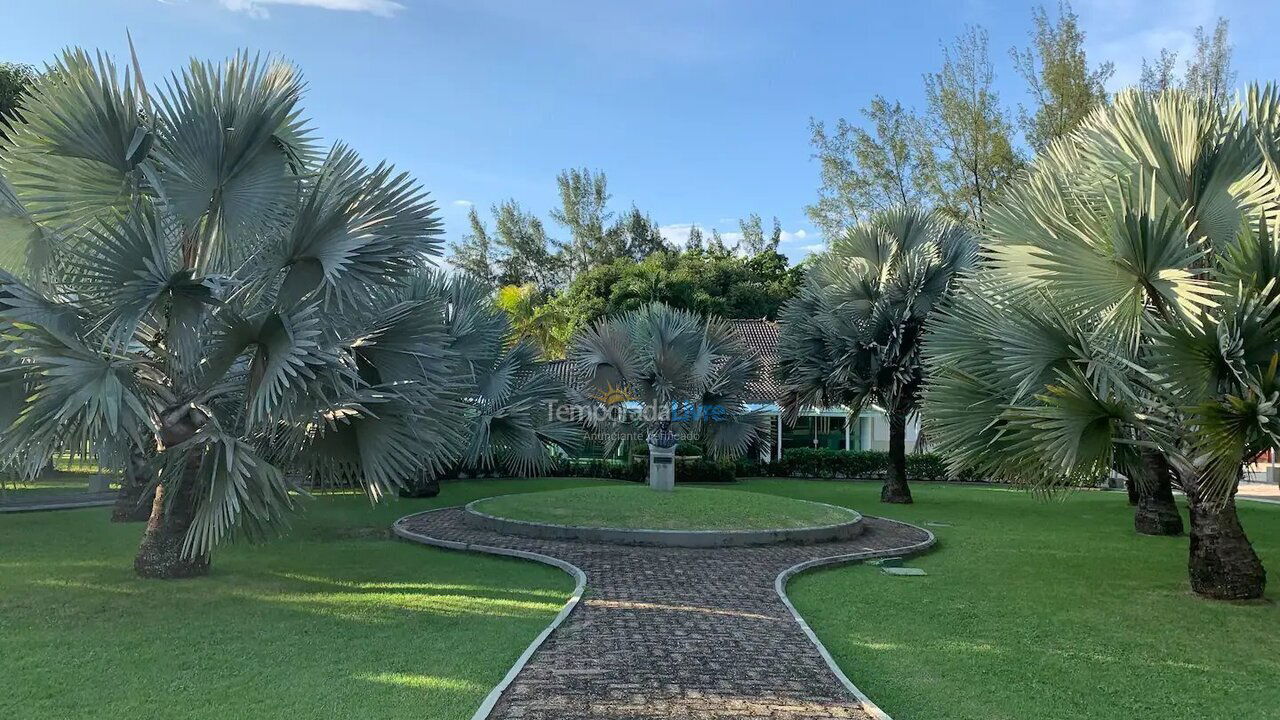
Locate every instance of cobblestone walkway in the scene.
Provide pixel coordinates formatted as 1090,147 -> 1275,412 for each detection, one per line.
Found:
396,508 -> 934,720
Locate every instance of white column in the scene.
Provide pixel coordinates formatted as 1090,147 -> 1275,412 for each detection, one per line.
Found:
776,413 -> 783,461
844,415 -> 852,451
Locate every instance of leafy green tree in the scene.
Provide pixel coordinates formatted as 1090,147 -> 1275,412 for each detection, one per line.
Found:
569,302 -> 767,485
492,199 -> 560,290
735,214 -> 783,255
0,50 -> 470,578
1139,17 -> 1235,104
1139,49 -> 1179,94
1184,18 -> 1235,107
551,167 -> 613,278
778,208 -> 976,503
707,228 -> 730,256
447,205 -> 496,285
549,248 -> 803,337
494,283 -> 578,360
686,224 -> 704,252
1010,2 -> 1113,152
924,88 -> 1278,600
923,25 -> 1022,223
613,204 -> 668,260
0,62 -> 37,143
737,213 -> 765,254
807,96 -> 935,237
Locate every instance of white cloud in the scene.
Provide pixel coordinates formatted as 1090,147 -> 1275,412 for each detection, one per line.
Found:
657,223 -> 698,248
779,229 -> 807,243
1078,0 -> 1216,90
659,223 -> 819,254
451,199 -> 474,207
218,0 -> 405,19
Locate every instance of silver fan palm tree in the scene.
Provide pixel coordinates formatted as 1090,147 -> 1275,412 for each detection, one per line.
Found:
924,87 -> 1280,600
777,207 -> 977,503
424,272 -> 583,479
568,302 -> 766,488
0,49 -> 469,578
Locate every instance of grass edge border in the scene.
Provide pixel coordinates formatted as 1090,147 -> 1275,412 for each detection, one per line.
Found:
773,515 -> 938,720
464,495 -> 865,547
392,506 -> 588,720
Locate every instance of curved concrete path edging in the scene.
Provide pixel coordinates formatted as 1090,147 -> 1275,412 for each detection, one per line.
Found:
773,517 -> 937,720
0,498 -> 115,513
393,507 -> 588,720
463,497 -> 865,547
394,505 -> 937,720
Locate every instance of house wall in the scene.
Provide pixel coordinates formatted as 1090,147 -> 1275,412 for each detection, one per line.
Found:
764,408 -> 922,461
781,415 -> 849,451
855,413 -> 921,453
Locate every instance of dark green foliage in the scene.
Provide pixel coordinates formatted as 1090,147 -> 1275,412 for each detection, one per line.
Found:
674,457 -> 737,483
0,62 -> 36,142
446,206 -> 497,285
903,453 -> 949,483
550,248 -> 803,333
547,456 -> 736,484
738,449 -> 970,483
555,458 -> 639,481
777,449 -> 892,479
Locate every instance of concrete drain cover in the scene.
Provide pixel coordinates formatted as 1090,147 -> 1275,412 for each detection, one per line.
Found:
925,522 -> 953,528
882,567 -> 928,576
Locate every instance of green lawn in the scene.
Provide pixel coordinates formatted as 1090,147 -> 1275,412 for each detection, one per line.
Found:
471,483 -> 858,530
741,479 -> 1280,720
7,476 -> 1278,720
1,477 -> 602,720
2,455 -> 117,503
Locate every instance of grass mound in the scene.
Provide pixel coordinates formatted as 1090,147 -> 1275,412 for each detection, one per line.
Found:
470,484 -> 858,531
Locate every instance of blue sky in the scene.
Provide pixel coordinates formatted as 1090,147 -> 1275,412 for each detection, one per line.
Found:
6,0 -> 1280,262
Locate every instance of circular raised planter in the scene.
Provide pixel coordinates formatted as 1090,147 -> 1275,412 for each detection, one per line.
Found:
463,497 -> 864,548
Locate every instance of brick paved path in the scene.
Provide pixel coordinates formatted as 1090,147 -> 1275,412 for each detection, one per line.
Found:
396,508 -> 934,720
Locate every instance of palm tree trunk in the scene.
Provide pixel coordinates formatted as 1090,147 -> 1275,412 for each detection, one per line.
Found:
111,449 -> 154,523
1133,450 -> 1183,536
881,410 -> 913,504
134,458 -> 208,579
399,473 -> 441,498
1187,495 -> 1266,600
1124,478 -> 1140,506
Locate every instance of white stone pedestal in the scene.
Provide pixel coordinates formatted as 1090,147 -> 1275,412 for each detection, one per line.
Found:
648,443 -> 676,492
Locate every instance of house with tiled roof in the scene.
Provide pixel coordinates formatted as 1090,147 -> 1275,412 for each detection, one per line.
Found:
729,319 -> 920,461
545,319 -> 919,461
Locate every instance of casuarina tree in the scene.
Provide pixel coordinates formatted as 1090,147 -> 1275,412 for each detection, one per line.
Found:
0,48 -> 469,578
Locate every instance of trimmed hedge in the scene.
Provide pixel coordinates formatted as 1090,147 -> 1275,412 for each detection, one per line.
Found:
736,448 -> 964,482
554,457 -> 737,484
554,449 -> 969,483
